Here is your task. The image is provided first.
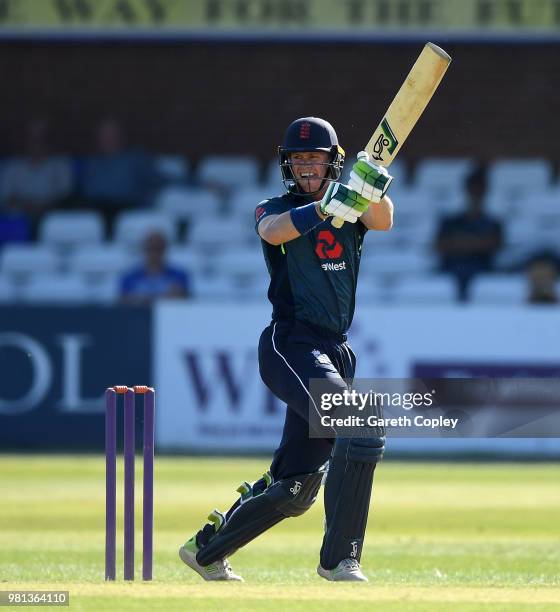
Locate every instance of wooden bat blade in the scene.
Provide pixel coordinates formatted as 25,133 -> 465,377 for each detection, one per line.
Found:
364,42 -> 451,168
331,42 -> 451,229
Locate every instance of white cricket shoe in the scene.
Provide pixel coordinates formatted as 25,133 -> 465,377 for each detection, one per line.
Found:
179,537 -> 243,582
317,558 -> 368,582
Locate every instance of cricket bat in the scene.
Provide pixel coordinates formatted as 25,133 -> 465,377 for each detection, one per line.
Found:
332,42 -> 452,228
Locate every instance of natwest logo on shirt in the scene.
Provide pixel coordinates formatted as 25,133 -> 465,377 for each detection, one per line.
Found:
315,230 -> 343,260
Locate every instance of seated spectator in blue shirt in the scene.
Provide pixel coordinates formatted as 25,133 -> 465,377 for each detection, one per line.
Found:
82,117 -> 159,232
0,119 -> 72,237
436,166 -> 503,301
120,231 -> 191,304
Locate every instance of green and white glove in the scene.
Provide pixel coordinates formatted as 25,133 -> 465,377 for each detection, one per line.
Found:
319,182 -> 370,224
348,150 -> 393,203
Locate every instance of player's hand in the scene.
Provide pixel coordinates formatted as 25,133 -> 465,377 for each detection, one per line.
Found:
319,182 -> 370,223
348,151 -> 393,203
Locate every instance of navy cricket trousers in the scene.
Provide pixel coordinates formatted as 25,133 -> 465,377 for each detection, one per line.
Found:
258,319 -> 356,480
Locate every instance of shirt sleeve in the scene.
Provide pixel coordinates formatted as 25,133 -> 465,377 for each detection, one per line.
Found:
254,198 -> 286,234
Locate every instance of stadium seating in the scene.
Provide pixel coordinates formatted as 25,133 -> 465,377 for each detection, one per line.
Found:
91,273 -> 120,303
484,190 -> 515,220
505,214 -> 543,252
414,158 -> 474,199
355,278 -> 389,305
229,273 -> 270,301
388,275 -> 456,304
190,273 -> 235,300
156,187 -> 222,220
1,244 -> 60,280
69,245 -> 134,278
20,273 -> 89,303
0,155 -> 556,305
187,217 -> 254,252
263,158 -> 280,188
154,155 -> 189,183
485,186 -> 560,221
363,226 -> 402,251
114,211 -> 177,250
228,187 -> 273,222
391,185 -> 463,219
529,189 -> 560,226
198,156 -> 260,190
361,249 -> 436,283
396,218 -> 438,249
39,211 -> 105,250
167,247 -> 203,272
488,159 -> 553,200
217,247 -> 269,280
470,274 -> 527,304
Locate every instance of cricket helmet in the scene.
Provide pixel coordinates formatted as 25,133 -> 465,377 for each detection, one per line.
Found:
278,117 -> 345,195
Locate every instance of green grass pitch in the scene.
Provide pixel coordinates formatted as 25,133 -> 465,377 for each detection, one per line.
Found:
1,456 -> 559,611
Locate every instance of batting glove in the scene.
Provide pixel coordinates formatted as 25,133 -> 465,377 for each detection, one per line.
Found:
348,151 -> 393,203
320,182 -> 370,223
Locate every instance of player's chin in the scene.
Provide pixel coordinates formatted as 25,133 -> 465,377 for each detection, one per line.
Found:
298,178 -> 323,193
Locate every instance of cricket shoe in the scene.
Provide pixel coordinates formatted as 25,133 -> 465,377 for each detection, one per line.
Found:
317,558 -> 368,582
179,537 -> 243,581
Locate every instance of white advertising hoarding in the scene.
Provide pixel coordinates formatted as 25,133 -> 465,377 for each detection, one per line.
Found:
155,302 -> 284,452
155,302 -> 560,455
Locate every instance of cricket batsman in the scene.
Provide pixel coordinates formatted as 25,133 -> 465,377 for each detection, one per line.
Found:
180,117 -> 394,582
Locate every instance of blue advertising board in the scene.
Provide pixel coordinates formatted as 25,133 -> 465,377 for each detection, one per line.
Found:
0,306 -> 151,450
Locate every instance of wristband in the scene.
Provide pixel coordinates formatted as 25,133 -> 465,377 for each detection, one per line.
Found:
290,203 -> 324,235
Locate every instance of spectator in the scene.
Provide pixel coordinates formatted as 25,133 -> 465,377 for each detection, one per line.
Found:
82,117 -> 159,232
0,119 -> 72,235
120,231 -> 191,303
435,165 -> 503,301
526,251 -> 559,304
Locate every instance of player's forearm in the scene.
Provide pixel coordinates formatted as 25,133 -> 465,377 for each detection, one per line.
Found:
360,195 -> 393,231
259,205 -> 326,245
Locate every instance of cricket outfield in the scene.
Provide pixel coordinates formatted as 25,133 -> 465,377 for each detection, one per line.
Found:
1,456 -> 559,611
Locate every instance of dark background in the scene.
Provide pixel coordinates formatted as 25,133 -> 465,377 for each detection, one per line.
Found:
1,40 -> 558,163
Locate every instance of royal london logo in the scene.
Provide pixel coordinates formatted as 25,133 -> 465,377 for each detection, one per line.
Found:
372,118 -> 398,161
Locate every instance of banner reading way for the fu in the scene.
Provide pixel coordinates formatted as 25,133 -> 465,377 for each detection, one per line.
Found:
1,1 -> 560,34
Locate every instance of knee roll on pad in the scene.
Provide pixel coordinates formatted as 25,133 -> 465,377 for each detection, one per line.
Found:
196,471 -> 324,566
333,436 -> 385,463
